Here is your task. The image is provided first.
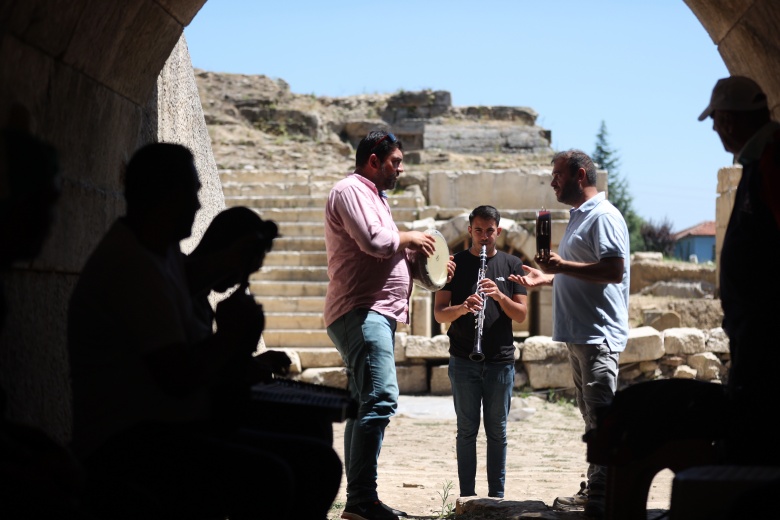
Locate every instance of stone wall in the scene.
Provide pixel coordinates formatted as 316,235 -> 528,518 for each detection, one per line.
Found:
0,27 -> 219,442
423,121 -> 552,155
630,253 -> 717,296
277,325 -> 729,397
715,165 -> 741,291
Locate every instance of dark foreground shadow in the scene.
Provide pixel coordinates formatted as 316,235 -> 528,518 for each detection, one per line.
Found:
402,497 -> 669,519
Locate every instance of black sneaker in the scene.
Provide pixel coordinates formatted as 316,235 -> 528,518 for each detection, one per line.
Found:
342,500 -> 406,520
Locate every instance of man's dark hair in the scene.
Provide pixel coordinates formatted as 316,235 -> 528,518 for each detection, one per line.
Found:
355,130 -> 403,168
124,142 -> 195,209
552,149 -> 597,186
469,205 -> 501,225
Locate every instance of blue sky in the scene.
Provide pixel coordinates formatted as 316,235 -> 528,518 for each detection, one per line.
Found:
185,0 -> 732,232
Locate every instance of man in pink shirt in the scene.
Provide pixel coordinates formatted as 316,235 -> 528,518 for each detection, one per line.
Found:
325,130 -> 437,520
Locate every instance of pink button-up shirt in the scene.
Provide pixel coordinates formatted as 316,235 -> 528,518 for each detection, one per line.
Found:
324,173 -> 412,327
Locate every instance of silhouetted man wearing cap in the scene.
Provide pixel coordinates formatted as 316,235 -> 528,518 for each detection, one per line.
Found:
699,76 -> 780,466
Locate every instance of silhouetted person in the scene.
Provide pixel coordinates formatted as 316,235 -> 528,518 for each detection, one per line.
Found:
699,76 -> 780,466
186,206 -> 281,363
185,205 -> 344,517
1,105 -> 87,518
0,104 -> 60,301
67,143 -> 298,520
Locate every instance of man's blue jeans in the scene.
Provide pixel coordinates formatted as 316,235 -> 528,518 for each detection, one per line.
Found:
327,309 -> 399,506
448,355 -> 514,498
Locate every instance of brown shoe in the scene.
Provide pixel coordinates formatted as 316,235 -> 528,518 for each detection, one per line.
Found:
552,481 -> 588,511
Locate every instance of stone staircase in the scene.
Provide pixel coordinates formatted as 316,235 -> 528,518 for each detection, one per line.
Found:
221,168 -> 425,358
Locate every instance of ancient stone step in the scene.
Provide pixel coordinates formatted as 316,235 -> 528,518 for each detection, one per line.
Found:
220,168 -> 345,184
276,221 -> 324,237
391,208 -> 419,221
269,236 -> 326,251
231,210 -> 419,230
259,205 -> 419,224
252,266 -> 329,282
275,347 -> 343,370
258,296 -> 325,313
225,195 -> 328,209
250,280 -> 328,297
222,180 -> 336,198
225,192 -> 424,210
263,251 -> 327,267
262,329 -> 333,349
222,183 -> 308,197
260,207 -> 326,222
265,312 -> 326,330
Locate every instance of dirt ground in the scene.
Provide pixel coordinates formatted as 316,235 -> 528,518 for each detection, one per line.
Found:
323,295 -> 716,518
327,394 -> 673,519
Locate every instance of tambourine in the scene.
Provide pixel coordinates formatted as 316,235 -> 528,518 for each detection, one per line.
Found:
411,229 -> 449,292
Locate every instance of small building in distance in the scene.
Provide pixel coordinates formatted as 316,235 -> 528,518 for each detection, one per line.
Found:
673,221 -> 716,263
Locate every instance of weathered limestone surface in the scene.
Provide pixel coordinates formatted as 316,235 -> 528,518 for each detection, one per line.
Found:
287,324 -> 729,396
631,257 -> 716,295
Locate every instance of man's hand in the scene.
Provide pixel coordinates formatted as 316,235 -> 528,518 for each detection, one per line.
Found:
534,251 -> 565,274
248,350 -> 292,384
255,350 -> 291,375
478,277 -> 503,302
401,230 -> 437,257
462,292 -> 484,315
446,255 -> 455,284
508,265 -> 553,289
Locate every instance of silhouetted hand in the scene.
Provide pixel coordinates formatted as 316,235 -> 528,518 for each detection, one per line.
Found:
256,350 -> 291,374
248,350 -> 292,383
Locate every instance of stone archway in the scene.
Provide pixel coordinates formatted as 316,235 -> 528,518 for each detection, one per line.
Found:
1,0 -> 778,440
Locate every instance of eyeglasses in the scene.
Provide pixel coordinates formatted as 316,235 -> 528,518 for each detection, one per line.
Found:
370,133 -> 397,153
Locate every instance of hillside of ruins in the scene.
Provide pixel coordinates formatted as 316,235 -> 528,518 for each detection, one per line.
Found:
194,67 -> 723,330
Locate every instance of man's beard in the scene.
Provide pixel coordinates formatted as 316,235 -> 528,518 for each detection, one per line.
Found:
379,163 -> 397,191
557,182 -> 582,205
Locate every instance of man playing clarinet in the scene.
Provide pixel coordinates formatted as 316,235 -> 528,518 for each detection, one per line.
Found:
434,204 -> 528,500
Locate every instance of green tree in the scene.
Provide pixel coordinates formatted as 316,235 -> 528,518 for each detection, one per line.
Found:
592,121 -> 645,252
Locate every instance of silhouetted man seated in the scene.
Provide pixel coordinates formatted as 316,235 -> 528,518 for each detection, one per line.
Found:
186,205 -> 284,372
67,143 -> 340,520
186,206 -> 288,402
186,206 -> 351,445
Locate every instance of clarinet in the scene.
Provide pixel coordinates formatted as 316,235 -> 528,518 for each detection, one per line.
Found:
470,245 -> 487,362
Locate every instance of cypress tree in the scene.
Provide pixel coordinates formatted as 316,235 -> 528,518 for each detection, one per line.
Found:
592,121 -> 646,252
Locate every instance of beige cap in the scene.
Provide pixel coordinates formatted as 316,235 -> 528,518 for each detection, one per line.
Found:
698,76 -> 768,121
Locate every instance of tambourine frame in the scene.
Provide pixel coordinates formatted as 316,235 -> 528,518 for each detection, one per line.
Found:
411,228 -> 449,292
